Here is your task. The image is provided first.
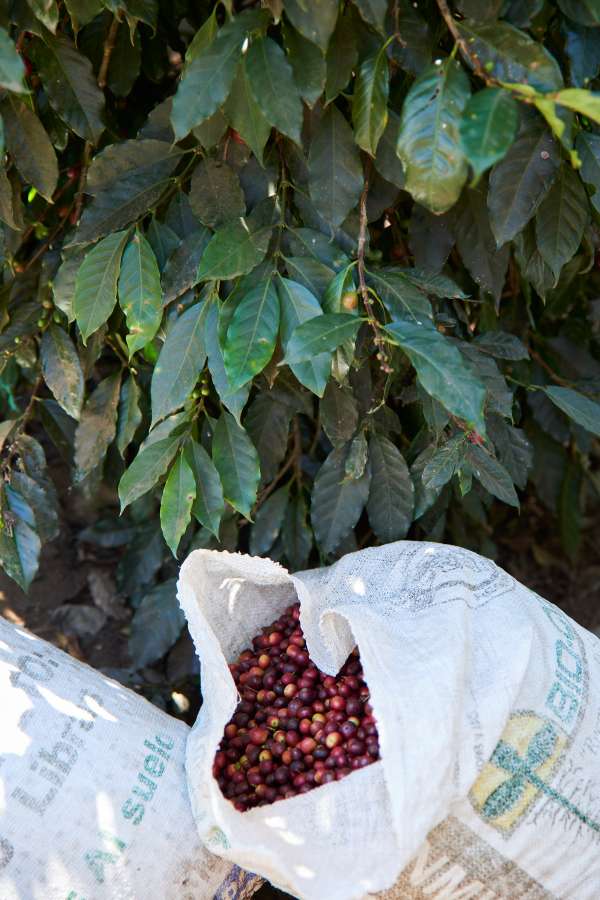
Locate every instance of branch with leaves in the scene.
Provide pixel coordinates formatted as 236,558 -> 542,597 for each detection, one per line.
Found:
0,0 -> 598,667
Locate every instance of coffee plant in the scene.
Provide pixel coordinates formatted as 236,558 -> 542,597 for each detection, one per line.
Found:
1,0 -> 600,666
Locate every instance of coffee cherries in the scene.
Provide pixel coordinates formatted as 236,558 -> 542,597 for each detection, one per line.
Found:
213,603 -> 379,812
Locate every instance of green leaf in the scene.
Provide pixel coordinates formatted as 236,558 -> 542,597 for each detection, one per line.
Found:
559,460 -> 582,560
116,374 -> 142,456
282,21 -> 326,108
197,217 -> 272,281
193,109 -> 228,150
212,412 -> 260,518
311,446 -> 371,555
488,116 -> 559,247
118,229 -> 163,356
250,485 -> 289,556
457,20 -> 563,92
552,87 -> 600,124
74,372 -> 121,482
170,19 -> 243,140
277,277 -> 331,396
0,167 -> 19,231
405,266 -> 467,299
386,320 -> 487,434
466,443 -> 519,507
0,27 -> 27,93
459,343 -> 512,419
345,432 -> 369,480
40,324 -> 84,420
102,19 -> 141,98
283,313 -> 363,364
141,412 -> 189,452
151,301 -> 208,426
284,257 -> 336,299
119,432 -> 183,510
366,268 -> 432,322
558,0 -> 600,27
160,450 -> 195,556
15,436 -> 59,516
513,221 -> 555,299
51,248 -> 84,321
185,438 -> 224,537
576,131 -> 600,213
284,0 -> 338,50
353,0 -> 387,32
454,185 -> 510,304
374,110 -> 405,189
0,484 -> 41,592
473,331 -> 529,360
322,264 -> 357,314
73,230 -> 129,342
184,9 -> 217,64
71,139 -> 184,245
223,279 -> 280,391
26,0 -> 59,32
325,8 -> 358,102
9,470 -> 59,543
162,228 -> 210,305
535,164 -> 589,281
352,47 -> 389,156
246,36 -> 303,144
205,302 -> 250,423
223,60 -> 272,163
321,381 -> 359,446
422,434 -> 466,491
543,385 -> 600,436
388,0 -> 432,76
245,390 -> 294,482
487,413 -> 532,489
64,0 -> 104,31
129,579 -> 185,667
29,32 -> 105,143
282,493 -> 312,570
147,217 -> 180,271
38,401 -> 76,461
0,96 -> 58,201
190,160 -> 245,229
563,19 -> 600,88
309,105 -> 363,228
397,59 -> 470,214
367,433 -> 414,541
459,88 -> 519,180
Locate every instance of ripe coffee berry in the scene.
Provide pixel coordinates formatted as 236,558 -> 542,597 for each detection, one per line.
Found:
214,603 -> 379,811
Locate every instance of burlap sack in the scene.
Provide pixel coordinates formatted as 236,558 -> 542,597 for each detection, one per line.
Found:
0,616 -> 262,899
178,541 -> 600,900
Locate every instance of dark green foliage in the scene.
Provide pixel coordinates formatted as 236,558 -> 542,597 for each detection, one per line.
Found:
0,0 -> 598,669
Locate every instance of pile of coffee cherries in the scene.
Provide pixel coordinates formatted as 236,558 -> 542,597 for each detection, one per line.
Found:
213,603 -> 380,811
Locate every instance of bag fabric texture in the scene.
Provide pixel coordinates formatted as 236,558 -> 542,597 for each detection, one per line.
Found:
177,541 -> 600,900
0,616 -> 261,900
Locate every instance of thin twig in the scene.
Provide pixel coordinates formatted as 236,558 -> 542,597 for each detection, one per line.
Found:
292,418 -> 303,485
435,0 -> 493,84
528,347 -> 573,388
357,161 -> 392,374
98,16 -> 121,89
308,408 -> 321,456
73,142 -> 92,225
255,453 -> 296,508
23,212 -> 73,272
